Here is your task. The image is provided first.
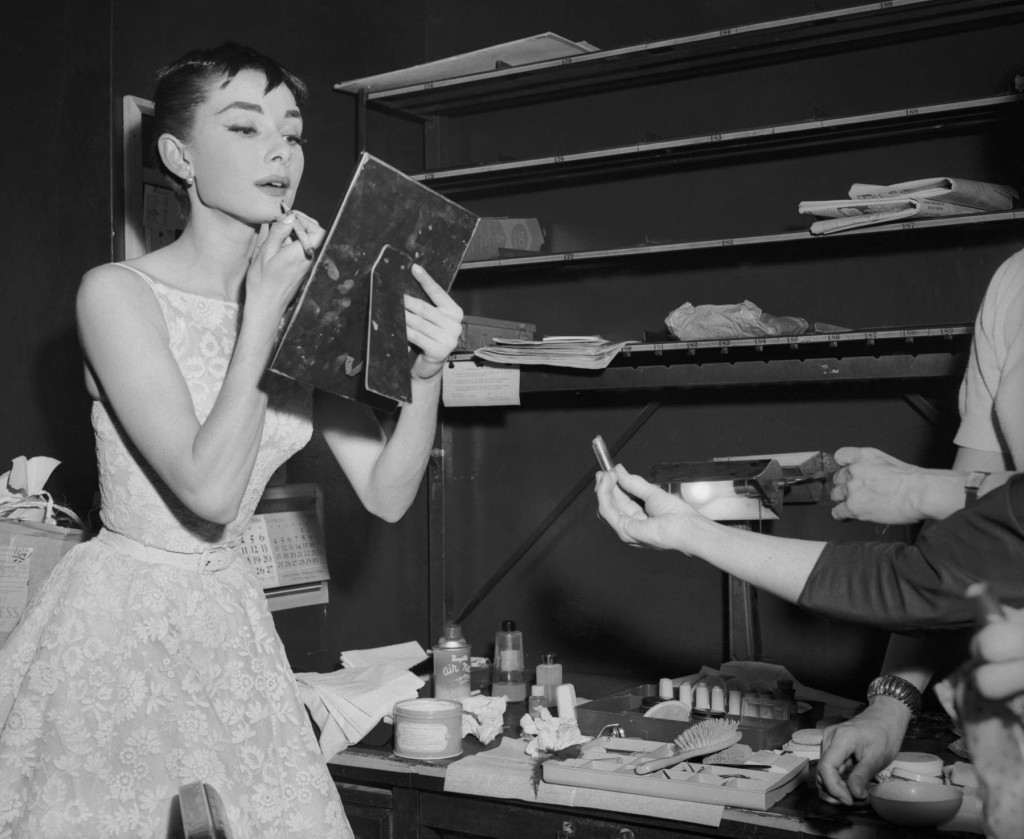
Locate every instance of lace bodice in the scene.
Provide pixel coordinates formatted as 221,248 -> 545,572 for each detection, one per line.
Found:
93,265 -> 313,551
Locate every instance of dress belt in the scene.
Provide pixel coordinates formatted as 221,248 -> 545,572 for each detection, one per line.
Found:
96,528 -> 240,573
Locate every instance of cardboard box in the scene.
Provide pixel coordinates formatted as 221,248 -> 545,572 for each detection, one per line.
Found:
457,315 -> 537,351
463,217 -> 544,262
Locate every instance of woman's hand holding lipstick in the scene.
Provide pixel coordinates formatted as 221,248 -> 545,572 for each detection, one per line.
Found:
279,201 -> 322,260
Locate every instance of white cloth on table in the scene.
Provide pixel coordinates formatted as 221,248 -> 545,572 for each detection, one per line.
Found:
295,665 -> 424,758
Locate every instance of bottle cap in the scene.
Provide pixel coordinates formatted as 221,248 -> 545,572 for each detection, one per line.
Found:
437,622 -> 466,647
502,619 -> 516,631
531,684 -> 545,697
541,653 -> 555,664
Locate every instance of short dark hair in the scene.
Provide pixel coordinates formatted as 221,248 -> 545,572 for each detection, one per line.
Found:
152,42 -> 308,189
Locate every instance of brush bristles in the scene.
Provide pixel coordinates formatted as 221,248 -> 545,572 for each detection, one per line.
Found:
675,718 -> 739,752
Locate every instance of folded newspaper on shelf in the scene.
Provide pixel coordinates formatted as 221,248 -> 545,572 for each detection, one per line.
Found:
799,176 -> 1017,236
473,335 -> 638,369
801,197 -> 983,235
847,177 -> 1018,211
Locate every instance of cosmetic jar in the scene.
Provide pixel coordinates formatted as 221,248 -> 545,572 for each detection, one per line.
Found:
393,698 -> 463,761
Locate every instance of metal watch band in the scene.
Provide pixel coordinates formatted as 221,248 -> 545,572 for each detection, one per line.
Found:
867,674 -> 922,714
964,470 -> 989,506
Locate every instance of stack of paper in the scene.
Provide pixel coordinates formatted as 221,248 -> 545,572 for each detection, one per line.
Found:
339,640 -> 427,670
473,336 -> 638,369
799,177 -> 1017,235
294,665 -> 425,758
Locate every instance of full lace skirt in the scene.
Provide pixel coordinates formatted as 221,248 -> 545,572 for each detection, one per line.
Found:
0,534 -> 352,839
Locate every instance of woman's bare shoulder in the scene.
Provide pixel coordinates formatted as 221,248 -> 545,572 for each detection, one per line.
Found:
78,261 -> 160,316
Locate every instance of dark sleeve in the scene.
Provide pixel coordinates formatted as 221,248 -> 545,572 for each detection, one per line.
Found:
797,475 -> 1024,633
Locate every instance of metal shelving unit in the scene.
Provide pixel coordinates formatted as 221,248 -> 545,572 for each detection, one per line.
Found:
335,0 -> 1024,393
454,325 -> 973,393
341,0 -> 1024,117
413,94 -> 1021,195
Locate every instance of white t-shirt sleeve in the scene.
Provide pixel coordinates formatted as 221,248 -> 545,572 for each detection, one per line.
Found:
955,248 -> 1024,459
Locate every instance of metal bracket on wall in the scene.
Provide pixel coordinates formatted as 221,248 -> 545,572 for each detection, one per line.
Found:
451,400 -> 663,625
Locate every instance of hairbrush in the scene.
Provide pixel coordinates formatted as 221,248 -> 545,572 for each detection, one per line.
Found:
634,718 -> 742,775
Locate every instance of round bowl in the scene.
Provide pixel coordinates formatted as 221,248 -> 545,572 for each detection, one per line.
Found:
869,780 -> 963,827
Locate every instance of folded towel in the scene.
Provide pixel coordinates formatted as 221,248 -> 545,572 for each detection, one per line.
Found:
295,664 -> 424,758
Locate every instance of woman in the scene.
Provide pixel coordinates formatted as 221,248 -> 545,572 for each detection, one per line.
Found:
0,43 -> 461,837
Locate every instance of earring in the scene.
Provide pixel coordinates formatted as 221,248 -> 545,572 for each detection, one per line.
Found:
185,172 -> 194,186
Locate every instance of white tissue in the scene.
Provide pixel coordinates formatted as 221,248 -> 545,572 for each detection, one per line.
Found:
460,694 -> 507,745
294,664 -> 424,758
520,706 -> 590,758
0,456 -> 75,525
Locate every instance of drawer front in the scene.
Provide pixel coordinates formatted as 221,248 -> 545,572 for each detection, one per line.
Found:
417,791 -> 705,839
336,783 -> 394,839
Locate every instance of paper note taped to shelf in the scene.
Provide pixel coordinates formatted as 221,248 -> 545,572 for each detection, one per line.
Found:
443,361 -> 520,407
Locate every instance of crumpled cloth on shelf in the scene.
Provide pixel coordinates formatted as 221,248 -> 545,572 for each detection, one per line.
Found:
665,300 -> 808,341
294,664 -> 424,759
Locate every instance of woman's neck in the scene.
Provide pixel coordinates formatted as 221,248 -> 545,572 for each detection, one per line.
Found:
149,216 -> 257,302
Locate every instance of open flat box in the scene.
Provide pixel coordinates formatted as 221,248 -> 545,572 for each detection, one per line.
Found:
576,683 -> 822,749
543,739 -> 808,811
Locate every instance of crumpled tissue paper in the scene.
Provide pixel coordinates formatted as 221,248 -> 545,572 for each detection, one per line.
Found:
460,694 -> 507,746
519,706 -> 591,759
665,300 -> 808,342
0,456 -> 83,527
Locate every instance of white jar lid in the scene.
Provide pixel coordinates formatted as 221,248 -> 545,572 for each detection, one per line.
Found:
887,751 -> 944,776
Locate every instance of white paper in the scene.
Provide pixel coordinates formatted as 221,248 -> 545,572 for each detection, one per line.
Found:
443,361 -> 520,406
339,641 -> 428,670
335,33 -> 598,94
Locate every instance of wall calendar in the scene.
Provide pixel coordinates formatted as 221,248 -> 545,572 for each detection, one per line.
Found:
239,484 -> 329,591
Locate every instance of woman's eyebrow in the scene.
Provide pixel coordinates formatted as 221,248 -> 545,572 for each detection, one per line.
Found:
215,101 -> 302,119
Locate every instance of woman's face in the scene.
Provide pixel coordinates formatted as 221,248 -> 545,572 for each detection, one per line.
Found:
185,68 -> 305,224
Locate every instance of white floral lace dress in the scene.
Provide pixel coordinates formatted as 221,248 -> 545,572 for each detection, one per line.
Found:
0,266 -> 352,839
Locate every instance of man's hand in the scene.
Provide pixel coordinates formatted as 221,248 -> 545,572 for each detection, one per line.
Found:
972,605 -> 1024,700
830,446 -> 961,524
816,697 -> 911,805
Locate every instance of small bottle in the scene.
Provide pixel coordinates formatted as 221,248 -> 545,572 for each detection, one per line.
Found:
776,678 -> 799,720
528,684 -> 547,719
536,653 -> 562,706
433,622 -> 471,700
491,619 -> 527,702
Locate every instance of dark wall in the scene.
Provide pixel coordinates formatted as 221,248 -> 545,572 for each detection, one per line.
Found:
2,1 -> 1004,694
2,2 -> 113,519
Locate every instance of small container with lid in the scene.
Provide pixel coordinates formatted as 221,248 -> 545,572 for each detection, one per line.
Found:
880,752 -> 946,785
528,684 -> 547,719
392,698 -> 463,761
535,653 -> 562,705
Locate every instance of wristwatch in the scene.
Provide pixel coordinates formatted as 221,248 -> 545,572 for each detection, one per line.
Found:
964,471 -> 990,506
867,674 -> 922,715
